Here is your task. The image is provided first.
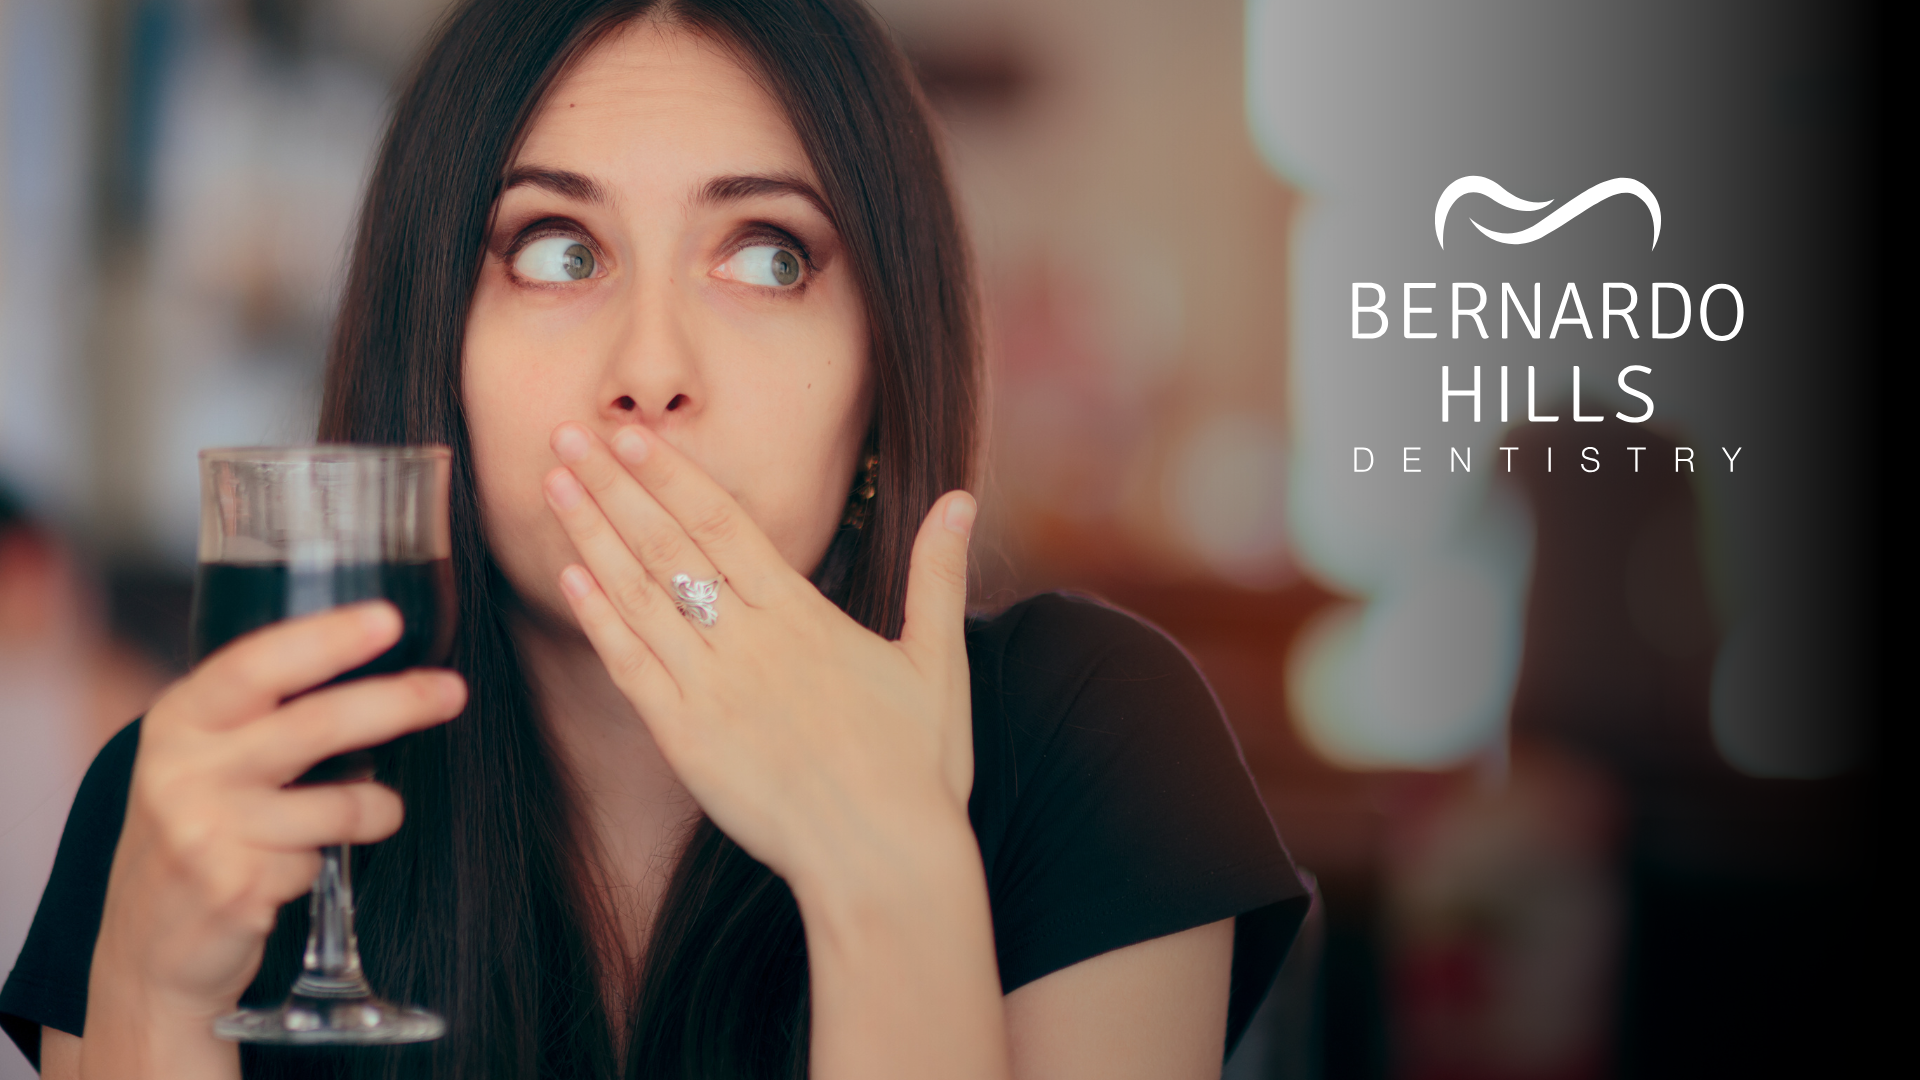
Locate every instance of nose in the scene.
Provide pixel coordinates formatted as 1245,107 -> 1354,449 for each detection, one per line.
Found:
596,272 -> 703,425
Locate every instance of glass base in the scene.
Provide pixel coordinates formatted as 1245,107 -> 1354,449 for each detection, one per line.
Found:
213,992 -> 445,1045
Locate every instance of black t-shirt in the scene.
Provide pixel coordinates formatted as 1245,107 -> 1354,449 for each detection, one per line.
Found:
1,591 -> 1307,1068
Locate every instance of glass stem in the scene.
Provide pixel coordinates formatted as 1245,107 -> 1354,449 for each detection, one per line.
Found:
291,844 -> 373,999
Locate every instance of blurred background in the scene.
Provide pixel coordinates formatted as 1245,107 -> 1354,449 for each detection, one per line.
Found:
0,1 -> 1887,1078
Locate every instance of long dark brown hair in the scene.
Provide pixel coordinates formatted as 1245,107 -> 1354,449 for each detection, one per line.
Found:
243,1 -> 979,1076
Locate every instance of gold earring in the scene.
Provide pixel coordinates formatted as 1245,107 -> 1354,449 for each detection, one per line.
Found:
842,451 -> 879,530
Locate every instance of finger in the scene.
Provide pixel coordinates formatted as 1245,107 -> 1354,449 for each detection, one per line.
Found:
546,466 -> 707,667
552,425 -> 737,625
607,423 -> 793,605
898,490 -> 976,669
249,852 -> 327,920
229,670 -> 466,785
239,782 -> 407,851
188,602 -> 404,730
208,850 -> 327,933
553,424 -> 729,591
558,563 -> 683,714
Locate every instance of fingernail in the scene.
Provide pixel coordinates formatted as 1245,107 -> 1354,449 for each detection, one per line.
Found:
944,492 -> 976,534
560,565 -> 592,600
552,425 -> 590,463
612,427 -> 648,464
546,469 -> 585,509
436,673 -> 467,709
360,601 -> 400,636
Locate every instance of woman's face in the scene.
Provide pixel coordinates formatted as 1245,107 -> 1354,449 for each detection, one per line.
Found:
464,22 -> 872,628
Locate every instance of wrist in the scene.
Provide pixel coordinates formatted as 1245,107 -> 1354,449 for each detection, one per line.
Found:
86,878 -> 245,1080
785,801 -> 986,945
81,973 -> 239,1080
787,805 -> 1011,1080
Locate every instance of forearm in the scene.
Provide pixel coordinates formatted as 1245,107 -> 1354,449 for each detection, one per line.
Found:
792,810 -> 1010,1080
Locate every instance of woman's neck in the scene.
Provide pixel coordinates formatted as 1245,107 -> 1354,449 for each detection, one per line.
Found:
513,612 -> 697,992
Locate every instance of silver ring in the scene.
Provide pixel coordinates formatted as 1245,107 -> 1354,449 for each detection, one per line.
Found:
670,573 -> 723,628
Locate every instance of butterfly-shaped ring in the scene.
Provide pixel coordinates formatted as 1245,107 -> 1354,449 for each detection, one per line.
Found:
670,573 -> 724,628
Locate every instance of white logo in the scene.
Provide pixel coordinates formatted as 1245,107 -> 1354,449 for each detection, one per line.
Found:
1435,176 -> 1661,250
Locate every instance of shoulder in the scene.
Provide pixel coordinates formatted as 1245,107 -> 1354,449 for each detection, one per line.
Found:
0,717 -> 142,1056
966,590 -> 1214,721
965,591 -> 1226,780
967,589 -> 1187,657
962,595 -> 1305,1007
79,717 -> 142,799
60,719 -> 142,851
38,718 -> 140,866
963,590 -> 1267,876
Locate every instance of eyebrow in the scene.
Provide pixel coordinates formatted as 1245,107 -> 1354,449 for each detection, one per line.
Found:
696,174 -> 834,223
500,167 -> 835,226
502,166 -> 610,205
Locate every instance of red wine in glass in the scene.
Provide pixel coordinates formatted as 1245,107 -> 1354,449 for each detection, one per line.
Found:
193,445 -> 452,1044
189,559 -> 455,782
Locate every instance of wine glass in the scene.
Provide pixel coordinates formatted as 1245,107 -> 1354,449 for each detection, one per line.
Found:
188,445 -> 454,1044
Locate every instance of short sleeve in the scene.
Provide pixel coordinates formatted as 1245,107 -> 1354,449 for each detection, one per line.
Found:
965,592 -> 1308,1053
0,719 -> 141,1068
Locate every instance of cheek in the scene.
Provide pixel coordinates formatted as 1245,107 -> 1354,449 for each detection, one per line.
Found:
460,288 -> 587,609
729,340 -> 874,576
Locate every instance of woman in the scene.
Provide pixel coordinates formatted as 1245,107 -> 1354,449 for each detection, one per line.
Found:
0,1 -> 1306,1077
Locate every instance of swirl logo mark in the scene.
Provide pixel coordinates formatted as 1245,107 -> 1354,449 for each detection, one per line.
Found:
1435,176 -> 1661,250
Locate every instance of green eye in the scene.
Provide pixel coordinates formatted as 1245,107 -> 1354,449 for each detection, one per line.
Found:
513,236 -> 597,282
771,249 -> 799,286
722,244 -> 805,287
562,243 -> 594,280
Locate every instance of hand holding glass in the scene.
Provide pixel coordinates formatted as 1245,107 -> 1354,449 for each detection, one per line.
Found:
189,446 -> 454,1044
